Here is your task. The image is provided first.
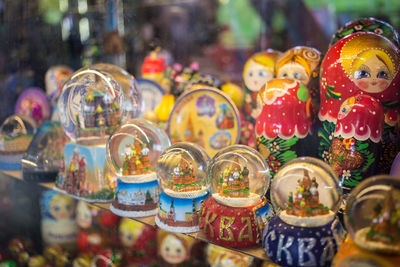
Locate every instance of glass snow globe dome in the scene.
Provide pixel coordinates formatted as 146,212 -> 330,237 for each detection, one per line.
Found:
208,145 -> 269,207
58,68 -> 133,144
271,157 -> 342,227
345,175 -> 400,255
106,118 -> 170,182
79,63 -> 142,119
0,115 -> 36,153
157,142 -> 210,198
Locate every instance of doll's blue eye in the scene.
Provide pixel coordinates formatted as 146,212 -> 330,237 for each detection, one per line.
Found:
293,73 -> 300,79
258,71 -> 266,77
377,71 -> 389,79
354,70 -> 370,79
282,73 -> 288,77
249,72 -> 253,77
176,248 -> 181,253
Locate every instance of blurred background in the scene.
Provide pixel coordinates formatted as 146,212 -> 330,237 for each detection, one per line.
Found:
1,0 -> 399,123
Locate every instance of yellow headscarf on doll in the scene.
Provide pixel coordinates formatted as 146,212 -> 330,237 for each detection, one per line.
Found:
242,50 -> 281,80
340,33 -> 398,78
49,195 -> 74,212
119,217 -> 143,238
275,46 -> 321,78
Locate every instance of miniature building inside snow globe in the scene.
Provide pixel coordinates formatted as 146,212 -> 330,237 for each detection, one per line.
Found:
0,115 -> 36,170
106,119 -> 170,217
156,142 -> 210,233
55,67 -> 138,202
263,157 -> 344,267
200,145 -> 271,248
209,145 -> 269,207
345,175 -> 400,255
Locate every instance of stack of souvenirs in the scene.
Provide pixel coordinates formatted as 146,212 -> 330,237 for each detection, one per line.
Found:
3,15 -> 400,267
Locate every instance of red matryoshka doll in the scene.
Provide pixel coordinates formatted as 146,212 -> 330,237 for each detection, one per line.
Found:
318,32 -> 400,174
275,46 -> 321,110
329,95 -> 384,193
256,78 -> 313,177
329,17 -> 400,48
243,49 -> 281,123
157,229 -> 194,266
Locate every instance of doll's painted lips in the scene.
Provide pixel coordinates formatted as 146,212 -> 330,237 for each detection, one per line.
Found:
371,81 -> 377,86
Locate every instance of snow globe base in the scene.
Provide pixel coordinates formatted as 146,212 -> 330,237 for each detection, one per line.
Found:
262,215 -> 344,267
155,190 -> 208,233
55,142 -> 114,202
332,235 -> 400,267
110,178 -> 159,218
200,196 -> 271,248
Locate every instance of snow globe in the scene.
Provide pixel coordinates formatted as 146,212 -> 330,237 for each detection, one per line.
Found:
332,175 -> 400,266
106,119 -> 170,217
263,157 -> 344,267
55,67 -> 136,202
156,142 -> 210,233
200,145 -> 271,248
22,121 -> 69,182
0,115 -> 36,170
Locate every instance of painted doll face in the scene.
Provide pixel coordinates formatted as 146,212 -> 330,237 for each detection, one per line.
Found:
352,54 -> 392,93
119,227 -> 138,247
277,62 -> 310,85
49,197 -> 74,220
76,201 -> 92,228
244,60 -> 273,92
160,235 -> 187,264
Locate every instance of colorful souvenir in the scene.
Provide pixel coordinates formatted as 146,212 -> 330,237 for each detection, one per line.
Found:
43,245 -> 71,267
118,218 -> 157,265
8,238 -> 34,267
0,115 -> 36,170
243,49 -> 281,123
22,121 -> 69,182
136,78 -> 165,118
330,17 -> 400,48
200,145 -> 271,248
45,65 -> 73,108
56,67 -> 135,202
141,45 -> 167,84
318,32 -> 400,175
275,46 -> 321,109
328,94 -> 384,193
156,142 -> 210,233
256,79 -> 313,177
206,244 -> 253,267
91,248 -> 122,267
14,88 -> 51,127
106,119 -> 170,217
157,229 -> 194,265
332,175 -> 400,266
168,87 -> 240,156
263,157 -> 344,267
40,191 -> 78,248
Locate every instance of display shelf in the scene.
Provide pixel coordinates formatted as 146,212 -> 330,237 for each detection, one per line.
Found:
0,170 -> 270,261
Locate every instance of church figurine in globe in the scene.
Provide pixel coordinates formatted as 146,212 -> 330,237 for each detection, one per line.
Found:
0,115 -> 36,170
106,119 -> 170,217
332,175 -> 400,266
156,142 -> 210,233
263,157 -> 344,267
200,145 -> 271,248
55,66 -> 139,202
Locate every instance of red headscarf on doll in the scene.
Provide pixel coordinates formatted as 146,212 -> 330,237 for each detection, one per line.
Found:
319,32 -> 400,125
255,78 -> 312,139
334,94 -> 384,143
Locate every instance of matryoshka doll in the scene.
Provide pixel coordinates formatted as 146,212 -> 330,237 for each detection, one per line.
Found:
263,157 -> 344,267
243,49 -> 281,123
256,79 -> 313,177
318,32 -> 400,174
332,175 -> 400,266
157,229 -> 194,266
206,244 -> 254,267
275,46 -> 321,111
118,218 -> 157,266
200,145 -> 271,248
106,119 -> 170,217
156,142 -> 210,233
329,94 -> 384,193
56,66 -> 138,202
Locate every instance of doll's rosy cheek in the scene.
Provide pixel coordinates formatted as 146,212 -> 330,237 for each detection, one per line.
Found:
354,79 -> 369,90
378,79 -> 389,90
